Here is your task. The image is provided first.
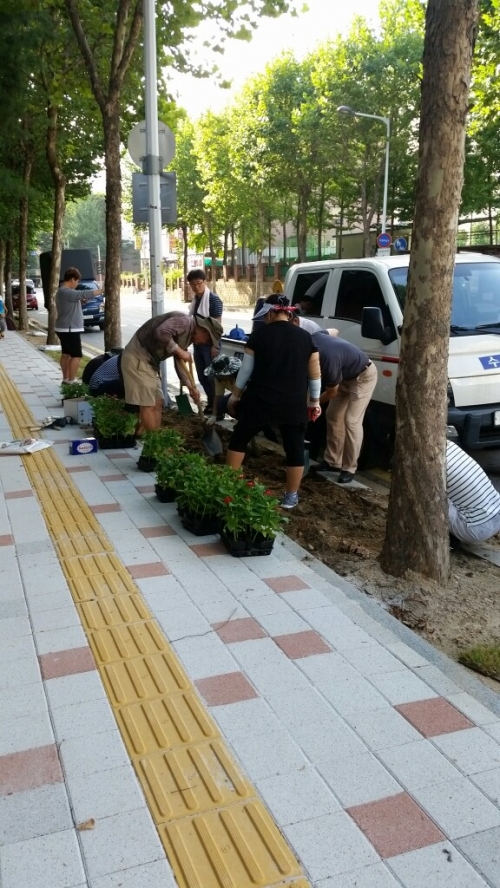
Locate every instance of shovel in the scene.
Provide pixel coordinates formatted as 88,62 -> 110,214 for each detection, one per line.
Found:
180,360 -> 224,457
175,359 -> 195,416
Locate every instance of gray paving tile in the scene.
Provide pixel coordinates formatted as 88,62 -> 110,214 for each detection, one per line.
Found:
317,750 -> 401,807
59,729 -> 130,780
90,859 -> 176,888
378,739 -> 464,792
317,863 -> 401,887
284,810 -> 378,881
0,783 -> 72,845
387,841 -> 490,887
78,808 -> 164,880
255,767 -> 340,825
412,777 -> 500,839
456,826 -> 500,887
67,765 -> 146,822
433,727 -> 500,776
0,828 -> 85,888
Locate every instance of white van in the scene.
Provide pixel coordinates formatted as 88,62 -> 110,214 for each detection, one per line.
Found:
220,253 -> 500,466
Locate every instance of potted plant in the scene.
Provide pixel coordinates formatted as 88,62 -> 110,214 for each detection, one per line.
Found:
217,474 -> 287,556
88,396 -> 137,449
154,449 -> 200,503
175,460 -> 225,535
138,427 -> 184,473
61,381 -> 89,422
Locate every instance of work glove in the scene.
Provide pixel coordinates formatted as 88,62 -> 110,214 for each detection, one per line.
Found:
204,414 -> 216,427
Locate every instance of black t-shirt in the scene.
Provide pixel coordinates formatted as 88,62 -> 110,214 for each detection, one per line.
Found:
243,321 -> 317,424
312,333 -> 368,387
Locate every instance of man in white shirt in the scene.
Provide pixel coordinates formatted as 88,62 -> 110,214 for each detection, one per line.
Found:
447,440 -> 500,542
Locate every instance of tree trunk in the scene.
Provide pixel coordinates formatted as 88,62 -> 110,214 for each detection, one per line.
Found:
380,0 -> 479,583
46,104 -> 67,345
241,224 -> 246,276
206,216 -> 217,292
268,218 -> 272,267
282,220 -> 287,263
338,197 -> 344,259
223,229 -> 229,266
181,223 -> 190,301
317,182 -> 325,259
4,240 -> 13,321
298,187 -> 309,262
0,240 -> 4,298
103,109 -> 122,350
18,143 -> 34,333
231,227 -> 236,277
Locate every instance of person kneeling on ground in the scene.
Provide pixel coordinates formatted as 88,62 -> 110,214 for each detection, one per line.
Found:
447,440 -> 500,544
87,352 -> 125,398
203,355 -> 242,425
121,311 -> 222,434
226,296 -> 321,510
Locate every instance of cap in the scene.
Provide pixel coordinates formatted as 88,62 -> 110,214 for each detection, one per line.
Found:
204,355 -> 242,377
194,316 -> 223,348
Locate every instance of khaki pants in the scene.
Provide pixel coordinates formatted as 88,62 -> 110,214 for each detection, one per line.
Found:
324,362 -> 378,473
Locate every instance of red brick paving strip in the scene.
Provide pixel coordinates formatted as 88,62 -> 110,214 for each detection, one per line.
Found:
213,618 -> 267,644
136,485 -> 155,494
100,474 -> 125,482
4,490 -> 33,499
273,630 -> 332,659
190,542 -> 228,557
90,503 -> 122,514
66,466 -> 92,474
264,575 -> 310,593
39,646 -> 96,680
0,745 -> 63,795
395,697 -> 475,738
195,671 -> 258,706
348,792 -> 445,858
140,525 -> 177,538
0,534 -> 14,546
126,562 -> 170,578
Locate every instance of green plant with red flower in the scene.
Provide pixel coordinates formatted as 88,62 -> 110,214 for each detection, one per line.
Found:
155,449 -> 201,492
141,427 -> 184,461
216,472 -> 287,540
175,460 -> 233,517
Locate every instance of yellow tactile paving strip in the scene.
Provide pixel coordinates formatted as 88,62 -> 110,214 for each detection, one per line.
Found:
0,361 -> 311,888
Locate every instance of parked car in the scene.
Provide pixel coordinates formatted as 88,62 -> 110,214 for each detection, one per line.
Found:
220,252 -> 500,466
78,280 -> 105,330
12,282 -> 38,311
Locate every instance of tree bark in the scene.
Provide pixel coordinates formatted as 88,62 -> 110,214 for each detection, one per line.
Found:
380,0 -> 479,583
46,104 -> 67,345
4,240 -> 13,320
18,138 -> 34,333
103,110 -> 122,349
181,223 -> 190,301
0,240 -> 4,298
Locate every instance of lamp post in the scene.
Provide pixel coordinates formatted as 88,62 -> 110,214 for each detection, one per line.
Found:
337,105 -> 391,235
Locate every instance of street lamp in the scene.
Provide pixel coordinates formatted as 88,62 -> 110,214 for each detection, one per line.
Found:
337,105 -> 391,235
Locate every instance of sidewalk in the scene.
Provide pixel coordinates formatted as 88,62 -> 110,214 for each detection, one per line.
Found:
1,331 -> 500,888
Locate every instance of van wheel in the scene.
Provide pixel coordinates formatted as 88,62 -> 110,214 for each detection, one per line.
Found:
99,322 -> 105,330
358,406 -> 394,471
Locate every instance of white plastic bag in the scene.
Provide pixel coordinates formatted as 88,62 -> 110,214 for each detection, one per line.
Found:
0,438 -> 53,455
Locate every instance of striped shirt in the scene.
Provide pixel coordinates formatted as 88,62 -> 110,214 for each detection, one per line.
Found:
89,354 -> 120,388
192,291 -> 223,318
446,441 -> 500,527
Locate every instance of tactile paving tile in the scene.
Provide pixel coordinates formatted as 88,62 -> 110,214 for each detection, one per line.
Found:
68,570 -> 138,601
116,693 -> 219,756
88,621 -> 169,664
137,740 -> 254,821
55,535 -> 114,559
0,364 -> 313,888
63,551 -> 130,579
101,652 -> 191,706
78,593 -> 151,629
159,800 -> 303,888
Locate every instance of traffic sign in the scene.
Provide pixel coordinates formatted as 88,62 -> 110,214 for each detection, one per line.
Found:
377,232 -> 392,248
127,120 -> 175,169
394,236 -> 408,252
376,247 -> 391,257
132,172 -> 177,225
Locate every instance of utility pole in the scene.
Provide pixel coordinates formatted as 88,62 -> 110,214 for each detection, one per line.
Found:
143,0 -> 171,404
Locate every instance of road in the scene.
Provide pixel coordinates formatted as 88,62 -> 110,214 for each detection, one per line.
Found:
32,290 -> 254,354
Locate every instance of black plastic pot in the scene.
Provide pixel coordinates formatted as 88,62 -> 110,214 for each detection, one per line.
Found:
138,455 -> 157,472
220,528 -> 274,557
154,484 -> 177,503
181,509 -> 222,536
96,433 -> 136,450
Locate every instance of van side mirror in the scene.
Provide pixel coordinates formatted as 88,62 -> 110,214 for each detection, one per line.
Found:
361,307 -> 396,345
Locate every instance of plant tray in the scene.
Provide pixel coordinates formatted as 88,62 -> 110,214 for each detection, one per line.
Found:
181,511 -> 222,536
220,528 -> 274,557
96,433 -> 136,450
154,484 -> 177,503
138,455 -> 157,472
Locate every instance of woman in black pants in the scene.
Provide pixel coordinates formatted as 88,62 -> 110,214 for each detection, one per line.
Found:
226,297 -> 321,509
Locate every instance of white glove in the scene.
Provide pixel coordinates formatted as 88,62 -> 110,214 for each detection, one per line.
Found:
204,414 -> 216,427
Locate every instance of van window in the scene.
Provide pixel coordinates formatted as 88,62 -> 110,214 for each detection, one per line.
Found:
389,262 -> 500,332
335,269 -> 393,327
290,272 -> 329,316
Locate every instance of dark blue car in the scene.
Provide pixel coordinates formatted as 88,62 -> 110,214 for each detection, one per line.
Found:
78,281 -> 105,330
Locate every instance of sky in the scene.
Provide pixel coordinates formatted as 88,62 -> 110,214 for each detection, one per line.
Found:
167,0 -> 381,116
